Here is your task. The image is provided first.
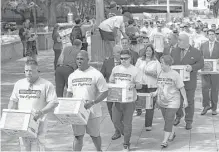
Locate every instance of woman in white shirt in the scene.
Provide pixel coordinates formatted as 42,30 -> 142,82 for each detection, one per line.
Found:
135,44 -> 161,131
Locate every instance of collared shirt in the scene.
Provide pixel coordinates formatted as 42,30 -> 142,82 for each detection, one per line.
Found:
209,40 -> 215,56
180,47 -> 189,60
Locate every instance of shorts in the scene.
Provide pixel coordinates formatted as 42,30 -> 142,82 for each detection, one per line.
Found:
160,107 -> 178,132
99,28 -> 115,41
72,117 -> 101,137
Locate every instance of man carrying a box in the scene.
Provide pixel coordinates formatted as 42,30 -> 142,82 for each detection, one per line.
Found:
100,45 -> 122,140
8,60 -> 58,151
200,29 -> 219,115
171,34 -> 204,130
67,50 -> 108,151
109,49 -> 142,151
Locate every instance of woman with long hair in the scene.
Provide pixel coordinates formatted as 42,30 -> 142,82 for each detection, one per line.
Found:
52,24 -> 63,70
135,44 -> 161,131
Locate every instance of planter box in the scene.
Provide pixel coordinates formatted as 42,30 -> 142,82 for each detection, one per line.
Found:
54,98 -> 90,125
136,93 -> 154,109
171,65 -> 190,81
0,109 -> 40,138
107,83 -> 134,103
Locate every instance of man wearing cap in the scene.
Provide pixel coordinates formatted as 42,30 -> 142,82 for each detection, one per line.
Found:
200,29 -> 219,116
193,25 -> 206,50
171,34 -> 204,130
98,12 -> 132,57
55,39 -> 82,97
106,1 -> 122,18
150,22 -> 165,61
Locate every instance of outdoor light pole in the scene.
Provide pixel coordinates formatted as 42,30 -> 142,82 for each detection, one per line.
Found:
166,0 -> 170,22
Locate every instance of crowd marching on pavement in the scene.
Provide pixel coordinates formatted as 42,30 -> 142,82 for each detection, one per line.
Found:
5,1 -> 219,151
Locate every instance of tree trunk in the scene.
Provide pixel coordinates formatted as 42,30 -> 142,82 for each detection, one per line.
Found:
48,0 -> 59,27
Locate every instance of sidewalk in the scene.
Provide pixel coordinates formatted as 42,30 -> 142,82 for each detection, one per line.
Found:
1,49 -> 219,151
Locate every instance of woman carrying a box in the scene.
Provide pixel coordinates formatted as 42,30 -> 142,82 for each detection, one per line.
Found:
135,44 -> 161,131
152,55 -> 188,148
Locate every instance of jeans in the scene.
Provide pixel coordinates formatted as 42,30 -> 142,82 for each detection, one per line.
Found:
55,66 -> 74,97
106,102 -> 120,134
201,74 -> 219,111
112,102 -> 135,146
53,49 -> 62,70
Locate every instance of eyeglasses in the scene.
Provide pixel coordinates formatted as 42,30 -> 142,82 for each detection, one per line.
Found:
120,57 -> 130,61
203,31 -> 208,32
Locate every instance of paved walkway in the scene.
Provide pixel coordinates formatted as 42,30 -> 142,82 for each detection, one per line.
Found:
1,49 -> 219,152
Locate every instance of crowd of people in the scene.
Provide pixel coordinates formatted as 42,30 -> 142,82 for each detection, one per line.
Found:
11,2 -> 219,151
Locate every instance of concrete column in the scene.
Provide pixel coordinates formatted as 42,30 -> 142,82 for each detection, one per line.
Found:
90,0 -> 106,62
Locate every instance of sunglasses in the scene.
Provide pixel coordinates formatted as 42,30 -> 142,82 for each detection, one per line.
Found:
120,57 -> 130,61
215,33 -> 219,35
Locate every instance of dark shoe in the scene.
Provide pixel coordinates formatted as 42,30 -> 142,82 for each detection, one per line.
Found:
212,110 -> 218,115
185,123 -> 192,130
201,106 -> 211,115
174,118 -> 181,126
168,133 -> 176,142
136,109 -> 142,116
145,126 -> 152,131
161,142 -> 168,148
111,133 -> 121,140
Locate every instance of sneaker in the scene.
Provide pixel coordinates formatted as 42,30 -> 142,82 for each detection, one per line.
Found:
212,110 -> 218,115
201,106 -> 211,115
123,145 -> 130,152
146,126 -> 152,131
111,133 -> 121,140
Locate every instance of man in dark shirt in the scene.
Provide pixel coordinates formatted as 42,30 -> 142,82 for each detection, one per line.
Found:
19,19 -> 30,57
55,39 -> 82,97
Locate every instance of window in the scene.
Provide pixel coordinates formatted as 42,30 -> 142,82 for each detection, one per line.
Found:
193,0 -> 198,7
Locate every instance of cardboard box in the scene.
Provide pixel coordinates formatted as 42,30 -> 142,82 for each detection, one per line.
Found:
54,98 -> 90,125
136,93 -> 154,109
171,65 -> 190,81
107,83 -> 135,103
0,109 -> 40,138
199,59 -> 219,74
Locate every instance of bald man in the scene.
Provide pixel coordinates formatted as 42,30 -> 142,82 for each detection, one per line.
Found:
170,34 -> 204,130
67,50 -> 108,151
100,45 -> 122,140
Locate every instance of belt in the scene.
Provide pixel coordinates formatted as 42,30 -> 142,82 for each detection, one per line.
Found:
57,64 -> 74,69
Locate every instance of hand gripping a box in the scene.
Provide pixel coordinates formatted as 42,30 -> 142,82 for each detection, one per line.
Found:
171,65 -> 190,81
107,83 -> 135,103
54,98 -> 90,125
199,59 -> 219,74
136,93 -> 154,109
0,109 -> 40,138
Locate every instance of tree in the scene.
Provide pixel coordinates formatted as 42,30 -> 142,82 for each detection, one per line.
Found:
2,0 -> 42,22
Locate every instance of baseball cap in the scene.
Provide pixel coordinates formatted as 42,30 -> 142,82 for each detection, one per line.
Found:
109,1 -> 117,8
123,12 -> 133,20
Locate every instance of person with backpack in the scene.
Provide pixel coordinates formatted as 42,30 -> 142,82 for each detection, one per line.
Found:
70,18 -> 88,51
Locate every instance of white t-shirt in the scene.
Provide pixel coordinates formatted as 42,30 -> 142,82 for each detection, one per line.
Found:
98,16 -> 125,33
157,70 -> 184,108
10,78 -> 58,111
135,58 -> 161,88
150,30 -> 165,53
67,66 -> 108,119
110,64 -> 142,101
